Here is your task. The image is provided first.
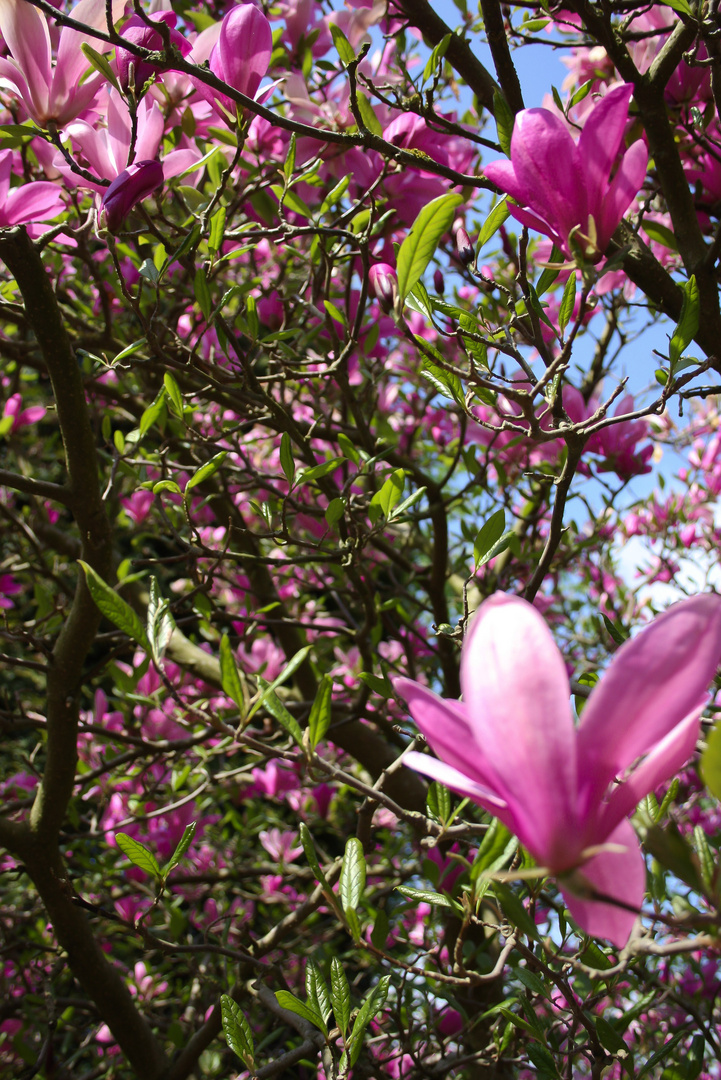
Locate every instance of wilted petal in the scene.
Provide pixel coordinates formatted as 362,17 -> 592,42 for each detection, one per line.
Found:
577,594 -> 721,821
560,818 -> 644,948
460,594 -> 579,867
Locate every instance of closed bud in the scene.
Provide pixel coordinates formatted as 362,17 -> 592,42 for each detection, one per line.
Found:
455,227 -> 475,266
433,268 -> 445,295
99,160 -> 164,233
369,262 -> 398,314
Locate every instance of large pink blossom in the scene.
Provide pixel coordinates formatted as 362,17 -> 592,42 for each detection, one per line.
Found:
484,84 -> 648,262
193,2 -> 272,125
395,592 -> 721,946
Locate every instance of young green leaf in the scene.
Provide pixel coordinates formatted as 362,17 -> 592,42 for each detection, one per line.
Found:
308,674 -> 333,748
255,679 -> 304,745
280,432 -> 295,486
194,267 -> 212,321
493,90 -> 514,157
558,272 -> 576,335
340,836 -> 366,912
356,91 -> 383,135
115,833 -> 161,880
473,509 -> 506,569
330,958 -> 351,1038
369,469 -> 405,519
208,205 -> 227,255
347,975 -> 390,1064
78,561 -> 151,652
396,885 -> 452,908
275,990 -> 327,1034
246,645 -> 311,721
669,275 -> 699,368
146,577 -> 175,664
80,42 -> 121,92
305,960 -> 332,1025
163,372 -> 184,416
477,198 -> 509,250
397,192 -> 464,301
219,634 -> 247,712
184,451 -> 228,493
164,821 -> 197,877
220,996 -> 255,1069
329,22 -> 356,64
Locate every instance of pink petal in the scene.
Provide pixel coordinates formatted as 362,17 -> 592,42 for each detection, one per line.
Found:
3,183 -> 64,225
507,109 -> 586,246
212,3 -> 272,101
505,204 -> 567,254
560,818 -> 645,948
55,0 -> 123,94
596,138 -> 648,249
402,751 -> 508,813
597,706 -> 704,836
0,0 -> 51,119
393,677 -> 509,798
577,594 -> 721,821
578,84 -> 634,212
460,594 -> 580,868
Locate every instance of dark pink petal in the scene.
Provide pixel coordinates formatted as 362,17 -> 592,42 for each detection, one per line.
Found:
578,83 -> 634,212
99,160 -> 164,233
577,594 -> 721,821
507,109 -> 586,247
504,204 -> 567,255
560,818 -> 645,947
212,3 -> 272,101
596,138 -> 648,250
460,594 -> 580,868
3,183 -> 65,226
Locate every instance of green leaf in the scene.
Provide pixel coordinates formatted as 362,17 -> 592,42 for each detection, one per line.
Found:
78,561 -> 151,652
340,837 -> 366,912
664,0 -> 693,14
280,432 -> 295,487
305,961 -> 332,1026
493,90 -> 514,157
397,192 -> 464,301
256,679 -> 304,745
163,372 -> 184,416
596,1015 -> 630,1058
274,991 -> 327,1034
370,469 -> 405,519
426,781 -> 451,822
146,577 -> 175,664
324,298 -> 347,326
699,717 -> 721,803
516,967 -> 548,999
422,32 -> 452,84
284,133 -> 297,182
477,198 -> 510,249
115,833 -> 161,880
271,183 -> 312,218
139,387 -> 167,438
493,882 -> 539,939
247,645 -> 311,721
329,22 -> 356,64
194,267 -> 212,321
359,671 -> 393,698
642,219 -> 678,252
526,1043 -> 559,1077
669,275 -> 699,368
337,432 -> 360,464
636,1029 -> 686,1078
396,885 -> 452,908
308,675 -> 333,748
558,272 -> 576,335
299,822 -> 331,890
184,451 -> 228,493
535,246 -> 564,296
370,908 -> 389,950
693,823 -> 715,890
347,976 -> 390,1063
420,359 -> 465,408
80,42 -> 121,92
219,634 -> 246,711
296,457 -> 344,485
164,821 -> 197,877
221,996 -> 254,1069
569,78 -> 593,109
473,509 -> 506,568
602,613 -> 628,646
356,91 -> 383,135
208,205 -> 227,254
390,485 -> 426,521
330,958 -> 351,1038
325,497 -> 345,527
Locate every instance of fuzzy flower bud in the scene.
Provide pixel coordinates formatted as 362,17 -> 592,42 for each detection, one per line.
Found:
369,263 -> 398,314
99,160 -> 164,233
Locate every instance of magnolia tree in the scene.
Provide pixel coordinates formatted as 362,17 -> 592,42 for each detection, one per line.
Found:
5,0 -> 721,1076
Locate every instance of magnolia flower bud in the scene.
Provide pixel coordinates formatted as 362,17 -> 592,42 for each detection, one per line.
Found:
99,160 -> 164,233
455,226 -> 475,266
115,12 -> 191,93
369,263 -> 398,314
433,268 -> 445,295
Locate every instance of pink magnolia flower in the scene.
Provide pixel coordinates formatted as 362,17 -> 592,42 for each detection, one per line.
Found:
2,391 -> 47,430
395,592 -> 721,946
193,3 -> 272,125
115,10 -> 191,93
99,160 -> 164,233
0,0 -> 125,127
484,84 -> 648,262
369,262 -> 398,314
